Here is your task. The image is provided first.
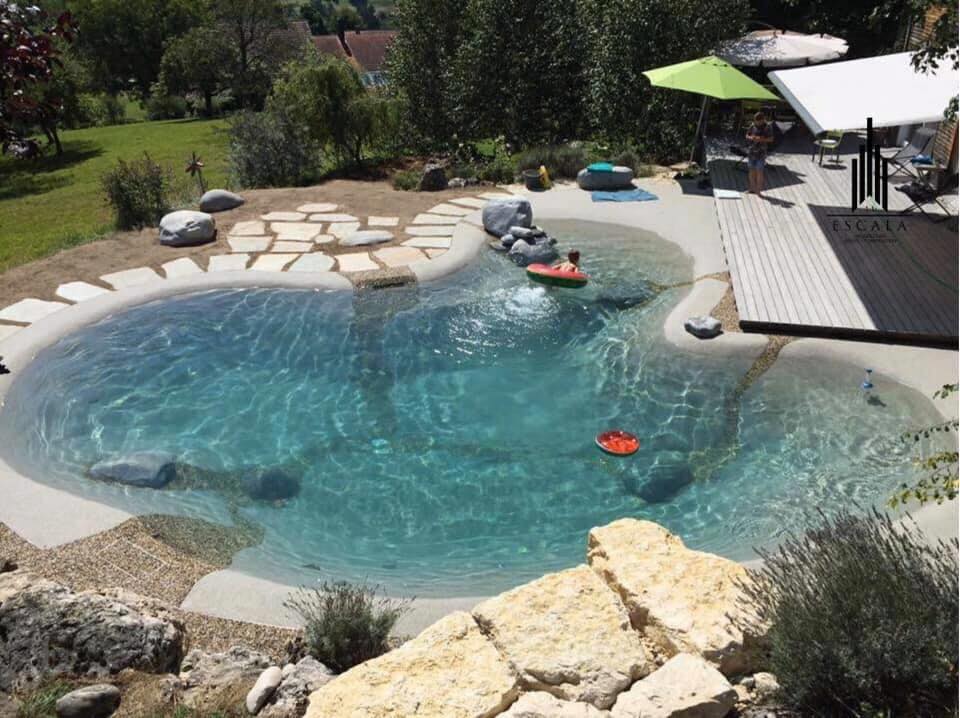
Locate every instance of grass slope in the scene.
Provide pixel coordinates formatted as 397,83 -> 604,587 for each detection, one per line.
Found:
0,118 -> 229,273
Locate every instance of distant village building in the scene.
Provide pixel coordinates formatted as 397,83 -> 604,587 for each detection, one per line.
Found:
312,27 -> 397,88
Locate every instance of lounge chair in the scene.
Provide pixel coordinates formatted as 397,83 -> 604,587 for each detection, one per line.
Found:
895,171 -> 956,223
812,130 -> 843,165
881,126 -> 936,178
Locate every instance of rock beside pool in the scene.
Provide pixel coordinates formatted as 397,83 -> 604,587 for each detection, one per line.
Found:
200,189 -> 245,213
176,646 -> 272,711
610,654 -> 737,718
483,197 -> 533,238
684,316 -> 723,339
508,238 -> 559,267
89,451 -> 177,489
509,226 -> 545,240
55,684 -> 121,718
501,692 -> 610,717
261,657 -> 333,718
587,519 -> 767,676
242,468 -> 301,502
0,570 -> 184,692
159,210 -> 216,247
247,666 -> 283,714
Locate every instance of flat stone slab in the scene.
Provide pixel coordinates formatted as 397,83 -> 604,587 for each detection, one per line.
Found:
230,220 -> 266,236
308,213 -> 358,223
448,197 -> 488,209
228,236 -> 271,253
425,248 -> 447,258
312,234 -> 335,245
0,298 -> 70,324
367,216 -> 399,227
428,203 -> 475,216
340,230 -> 394,247
271,222 -> 322,241
479,192 -> 515,200
336,253 -> 378,272
413,213 -> 460,225
271,241 -> 314,253
55,281 -> 111,303
406,226 -> 457,237
0,324 -> 22,342
161,257 -> 203,278
297,203 -> 338,213
373,246 -> 425,268
251,254 -> 298,272
100,267 -> 163,290
207,254 -> 249,272
288,254 -> 335,272
261,211 -> 306,222
403,237 -> 452,249
328,222 -> 361,239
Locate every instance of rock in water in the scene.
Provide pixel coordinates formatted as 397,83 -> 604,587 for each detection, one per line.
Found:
199,189 -> 245,213
159,211 -> 216,247
610,654 -> 736,718
508,226 -> 544,240
508,238 -> 559,267
684,316 -> 723,339
419,163 -> 448,191
55,684 -> 121,718
482,197 -> 533,238
89,451 -> 177,489
247,666 -> 283,715
242,468 -> 301,501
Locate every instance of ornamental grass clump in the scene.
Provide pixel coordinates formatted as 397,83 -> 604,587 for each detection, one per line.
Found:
286,581 -> 412,673
740,508 -> 958,716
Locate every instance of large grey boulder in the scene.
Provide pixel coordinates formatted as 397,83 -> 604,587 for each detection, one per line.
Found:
159,210 -> 216,247
241,468 -> 301,502
419,163 -> 448,191
0,571 -> 184,692
89,451 -> 177,489
508,238 -> 559,267
483,197 -> 533,238
55,684 -> 121,718
177,646 -> 272,710
576,166 -> 635,191
200,189 -> 245,213
246,666 -> 283,715
260,657 -> 333,717
684,316 -> 723,339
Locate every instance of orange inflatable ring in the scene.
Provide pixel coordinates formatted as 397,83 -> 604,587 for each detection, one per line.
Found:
595,430 -> 640,456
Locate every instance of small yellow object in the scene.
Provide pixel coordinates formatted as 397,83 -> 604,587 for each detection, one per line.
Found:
538,164 -> 552,189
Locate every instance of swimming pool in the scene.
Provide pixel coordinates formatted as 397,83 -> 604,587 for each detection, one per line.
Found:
0,221 -> 942,596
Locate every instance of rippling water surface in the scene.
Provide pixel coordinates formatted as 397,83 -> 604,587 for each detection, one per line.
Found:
0,221 -> 942,595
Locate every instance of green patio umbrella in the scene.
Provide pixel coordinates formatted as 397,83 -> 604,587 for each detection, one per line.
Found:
642,55 -> 779,161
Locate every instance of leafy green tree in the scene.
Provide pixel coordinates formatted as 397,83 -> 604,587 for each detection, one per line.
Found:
333,3 -> 364,32
158,26 -> 235,116
906,0 -> 958,119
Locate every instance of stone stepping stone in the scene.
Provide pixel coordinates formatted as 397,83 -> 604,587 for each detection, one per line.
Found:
100,267 -> 163,290
405,226 -> 456,237
0,298 -> 70,324
425,249 -> 447,258
230,220 -> 266,236
403,237 -> 452,249
368,216 -> 399,227
208,254 -> 249,272
270,222 -> 321,241
0,324 -> 22,342
428,203 -> 474,216
162,258 -> 204,278
340,230 -> 394,247
413,213 -> 460,225
297,203 -> 338,213
308,213 -> 358,223
448,197 -> 488,209
261,211 -> 306,222
228,236 -> 271,253
479,192 -> 514,200
288,254 -> 335,272
250,254 -> 298,272
329,222 -> 361,239
374,246 -> 425,268
271,240 -> 313,253
313,234 -> 336,245
336,253 -> 378,272
55,281 -> 111,303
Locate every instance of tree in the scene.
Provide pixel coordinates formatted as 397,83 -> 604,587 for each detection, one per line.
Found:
333,4 -> 364,33
0,3 -> 77,158
906,0 -> 958,119
158,26 -> 234,116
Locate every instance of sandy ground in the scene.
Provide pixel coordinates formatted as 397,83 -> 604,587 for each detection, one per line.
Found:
0,180 -> 492,310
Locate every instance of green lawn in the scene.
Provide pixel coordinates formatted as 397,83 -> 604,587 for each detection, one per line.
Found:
0,118 -> 230,272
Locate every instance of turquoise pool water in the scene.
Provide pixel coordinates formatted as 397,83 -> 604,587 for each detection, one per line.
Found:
0,221 -> 942,596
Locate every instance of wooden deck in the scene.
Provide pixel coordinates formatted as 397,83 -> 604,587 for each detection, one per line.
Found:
707,134 -> 958,346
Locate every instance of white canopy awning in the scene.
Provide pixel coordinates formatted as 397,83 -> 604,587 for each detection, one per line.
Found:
768,51 -> 959,135
717,30 -> 847,68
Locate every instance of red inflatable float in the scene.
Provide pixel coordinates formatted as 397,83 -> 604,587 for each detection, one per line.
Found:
595,430 -> 640,456
526,263 -> 589,289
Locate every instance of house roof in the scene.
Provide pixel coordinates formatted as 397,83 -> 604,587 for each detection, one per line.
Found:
312,34 -> 349,61
312,30 -> 397,74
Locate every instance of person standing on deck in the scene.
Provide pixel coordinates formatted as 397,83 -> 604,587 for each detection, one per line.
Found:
746,112 -> 774,196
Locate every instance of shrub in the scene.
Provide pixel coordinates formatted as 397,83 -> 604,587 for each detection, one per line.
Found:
741,508 -> 958,716
392,169 -> 420,191
285,581 -> 411,673
101,153 -> 172,230
145,91 -> 187,120
515,144 -> 589,180
228,109 -> 322,188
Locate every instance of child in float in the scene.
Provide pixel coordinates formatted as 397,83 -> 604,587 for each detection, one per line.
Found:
554,250 -> 581,273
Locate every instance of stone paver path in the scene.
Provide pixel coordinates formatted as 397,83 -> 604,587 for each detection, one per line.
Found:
261,211 -> 306,222
403,237 -> 452,249
230,220 -> 266,236
0,298 -> 70,324
271,240 -> 314,254
228,237 -> 271,253
448,197 -> 488,209
56,281 -> 111,303
288,254 -> 335,272
251,254 -> 298,272
329,222 -> 361,239
100,267 -> 163,290
427,203 -> 475,216
412,213 -> 460,225
162,258 -> 204,278
208,254 -> 249,271
368,216 -> 399,227
341,230 -> 393,247
312,234 -> 336,245
406,225 -> 456,237
374,246 -> 426,268
308,213 -> 358,223
336,253 -> 379,272
297,203 -> 338,213
271,223 -> 322,241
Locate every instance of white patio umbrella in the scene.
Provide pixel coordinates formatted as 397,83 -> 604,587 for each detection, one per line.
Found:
717,29 -> 848,68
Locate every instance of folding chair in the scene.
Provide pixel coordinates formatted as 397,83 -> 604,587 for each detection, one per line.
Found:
881,127 -> 936,178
